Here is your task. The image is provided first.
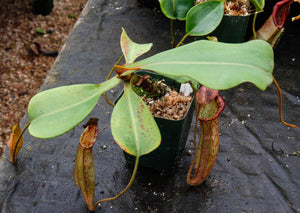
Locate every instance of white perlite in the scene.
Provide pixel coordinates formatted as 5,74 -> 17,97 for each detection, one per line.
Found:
195,0 -> 251,16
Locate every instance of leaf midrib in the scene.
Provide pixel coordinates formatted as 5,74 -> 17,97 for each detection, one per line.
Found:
172,0 -> 176,17
140,61 -> 271,75
188,1 -> 223,34
126,83 -> 140,157
31,88 -> 102,122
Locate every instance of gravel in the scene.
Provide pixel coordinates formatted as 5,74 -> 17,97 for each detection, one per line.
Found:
0,0 -> 88,155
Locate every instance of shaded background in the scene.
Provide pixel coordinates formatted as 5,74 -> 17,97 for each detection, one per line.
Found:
0,0 -> 299,212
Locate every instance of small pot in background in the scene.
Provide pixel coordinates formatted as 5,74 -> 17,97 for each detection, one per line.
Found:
33,0 -> 54,16
210,14 -> 252,43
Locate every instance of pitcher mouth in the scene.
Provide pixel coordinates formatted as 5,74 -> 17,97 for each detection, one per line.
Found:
197,86 -> 225,122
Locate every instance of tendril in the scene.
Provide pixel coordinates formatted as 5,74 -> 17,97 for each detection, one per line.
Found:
273,77 -> 297,128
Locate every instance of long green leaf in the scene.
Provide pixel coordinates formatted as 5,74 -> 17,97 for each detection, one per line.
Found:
186,1 -> 224,36
120,28 -> 153,64
159,0 -> 195,20
126,40 -> 274,90
111,82 -> 161,156
28,76 -> 122,138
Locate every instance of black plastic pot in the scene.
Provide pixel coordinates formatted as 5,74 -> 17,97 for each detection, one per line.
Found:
137,0 -> 160,8
33,0 -> 54,16
115,71 -> 195,173
210,14 -> 252,43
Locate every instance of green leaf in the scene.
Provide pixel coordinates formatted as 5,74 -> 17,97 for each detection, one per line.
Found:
111,82 -> 161,156
36,28 -> 45,35
186,1 -> 224,36
121,28 -> 153,64
68,14 -> 76,19
126,40 -> 274,91
159,0 -> 195,20
28,76 -> 122,138
250,0 -> 264,12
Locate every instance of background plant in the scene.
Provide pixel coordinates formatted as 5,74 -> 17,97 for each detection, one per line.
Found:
158,0 -> 265,46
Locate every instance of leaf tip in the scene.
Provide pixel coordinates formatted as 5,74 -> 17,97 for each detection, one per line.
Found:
7,123 -> 24,164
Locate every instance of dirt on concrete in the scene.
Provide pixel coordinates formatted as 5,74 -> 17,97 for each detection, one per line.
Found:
0,0 -> 88,155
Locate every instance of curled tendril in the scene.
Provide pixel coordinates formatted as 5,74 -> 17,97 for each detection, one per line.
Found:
273,77 -> 297,128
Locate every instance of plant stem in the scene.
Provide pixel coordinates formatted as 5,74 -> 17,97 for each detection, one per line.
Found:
252,12 -> 258,40
93,156 -> 140,209
114,65 -> 140,71
12,122 -> 30,163
109,55 -> 124,80
176,33 -> 189,48
171,19 -> 175,48
104,55 -> 124,106
273,77 -> 297,128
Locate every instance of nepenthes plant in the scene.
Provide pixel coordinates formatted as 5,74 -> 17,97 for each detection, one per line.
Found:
7,27 -> 277,210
